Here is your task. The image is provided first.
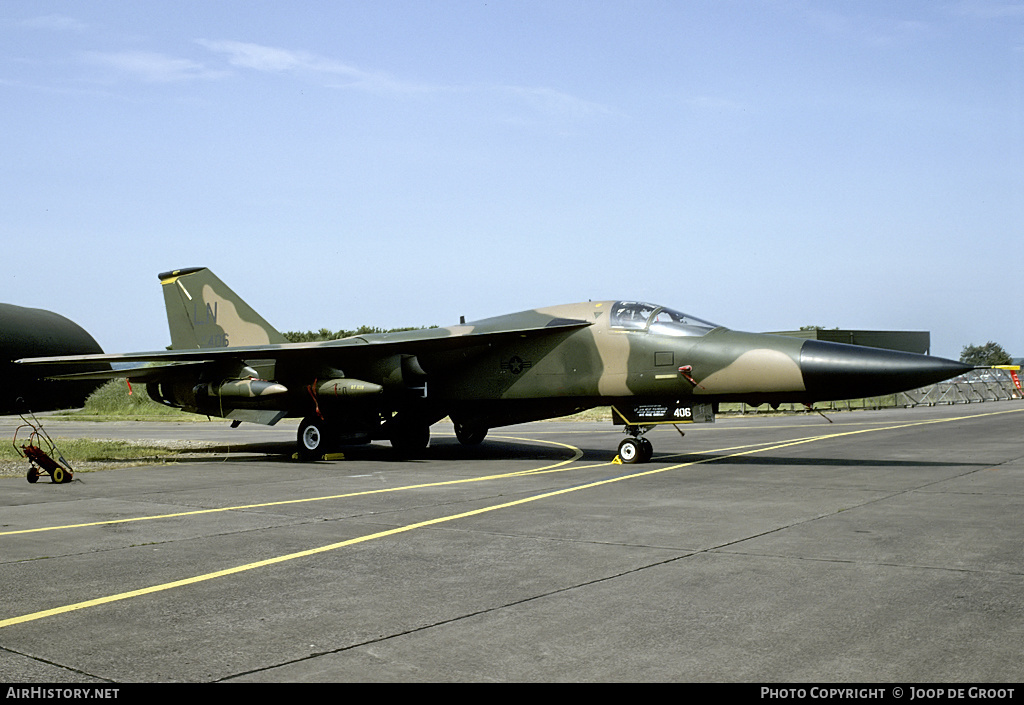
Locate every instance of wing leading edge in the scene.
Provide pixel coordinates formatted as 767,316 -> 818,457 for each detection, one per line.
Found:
17,317 -> 593,381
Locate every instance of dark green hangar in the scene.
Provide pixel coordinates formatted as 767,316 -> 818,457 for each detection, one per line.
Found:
1,303 -> 107,414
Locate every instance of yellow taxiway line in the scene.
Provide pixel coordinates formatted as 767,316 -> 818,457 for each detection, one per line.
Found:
0,435 -> 584,538
2,407 -> 1020,630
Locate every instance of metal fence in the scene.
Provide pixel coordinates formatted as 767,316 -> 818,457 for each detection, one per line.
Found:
895,367 -> 1022,407
730,367 -> 1023,414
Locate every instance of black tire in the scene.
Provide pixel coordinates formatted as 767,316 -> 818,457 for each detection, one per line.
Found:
297,416 -> 331,461
390,418 -> 430,455
453,419 -> 487,446
27,468 -> 39,484
639,437 -> 653,463
618,438 -> 642,464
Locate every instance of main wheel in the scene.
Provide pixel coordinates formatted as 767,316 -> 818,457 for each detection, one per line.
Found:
390,418 -> 430,455
639,437 -> 653,463
297,416 -> 331,461
453,419 -> 487,446
618,438 -> 642,464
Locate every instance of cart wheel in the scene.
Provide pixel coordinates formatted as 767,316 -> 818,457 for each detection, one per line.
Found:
52,466 -> 65,484
27,468 -> 39,484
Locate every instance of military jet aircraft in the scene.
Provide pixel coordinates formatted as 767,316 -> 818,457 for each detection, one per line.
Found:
17,267 -> 973,463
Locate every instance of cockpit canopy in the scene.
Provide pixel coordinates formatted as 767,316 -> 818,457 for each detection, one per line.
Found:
610,301 -> 720,337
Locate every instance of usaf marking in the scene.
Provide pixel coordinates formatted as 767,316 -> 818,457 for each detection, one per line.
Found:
501,356 -> 533,375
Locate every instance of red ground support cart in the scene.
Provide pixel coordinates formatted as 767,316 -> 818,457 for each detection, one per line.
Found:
13,413 -> 75,484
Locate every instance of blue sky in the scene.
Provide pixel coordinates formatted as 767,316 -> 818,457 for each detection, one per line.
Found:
2,0 -> 1021,358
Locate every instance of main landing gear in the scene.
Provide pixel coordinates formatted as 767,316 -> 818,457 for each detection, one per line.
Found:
296,417 -> 322,461
296,413 -> 433,461
387,414 -> 431,455
452,418 -> 488,446
617,425 -> 655,464
296,415 -> 375,461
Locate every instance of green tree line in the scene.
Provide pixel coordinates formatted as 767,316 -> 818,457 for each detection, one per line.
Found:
282,325 -> 437,343
959,342 -> 1013,366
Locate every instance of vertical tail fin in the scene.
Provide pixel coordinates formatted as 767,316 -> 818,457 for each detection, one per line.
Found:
158,268 -> 287,349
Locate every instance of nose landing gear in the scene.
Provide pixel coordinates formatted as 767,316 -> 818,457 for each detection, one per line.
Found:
617,426 -> 654,464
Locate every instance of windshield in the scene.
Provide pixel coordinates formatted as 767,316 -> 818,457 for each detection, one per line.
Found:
610,301 -> 719,337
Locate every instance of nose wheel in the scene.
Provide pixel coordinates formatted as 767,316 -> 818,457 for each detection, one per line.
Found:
617,427 -> 654,464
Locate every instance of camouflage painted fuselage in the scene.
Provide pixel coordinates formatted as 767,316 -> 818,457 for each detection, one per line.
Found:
386,299 -> 966,429
432,302 -> 806,402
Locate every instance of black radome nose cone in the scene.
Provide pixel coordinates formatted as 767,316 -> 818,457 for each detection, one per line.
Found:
800,339 -> 972,401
